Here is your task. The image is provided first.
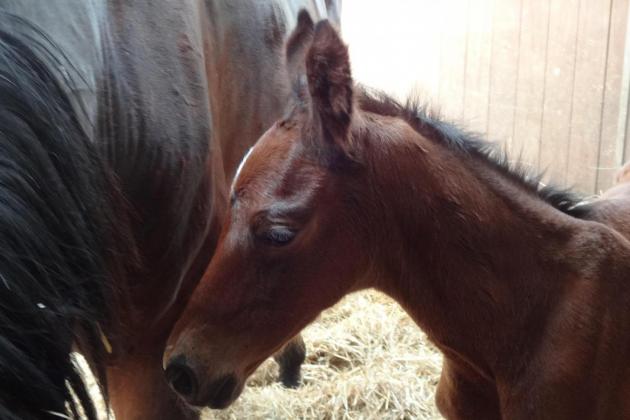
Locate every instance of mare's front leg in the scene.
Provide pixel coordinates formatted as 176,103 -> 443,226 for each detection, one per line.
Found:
436,357 -> 501,420
107,345 -> 198,420
273,334 -> 306,388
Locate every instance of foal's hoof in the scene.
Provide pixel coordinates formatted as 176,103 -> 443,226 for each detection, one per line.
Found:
278,370 -> 301,389
274,336 -> 306,389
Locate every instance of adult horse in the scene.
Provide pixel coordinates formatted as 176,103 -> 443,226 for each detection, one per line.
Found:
165,14 -> 630,419
0,1 -> 340,419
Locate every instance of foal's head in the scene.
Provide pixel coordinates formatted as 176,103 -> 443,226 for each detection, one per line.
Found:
165,13 -> 376,408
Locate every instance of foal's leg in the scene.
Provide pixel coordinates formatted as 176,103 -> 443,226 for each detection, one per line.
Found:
273,334 -> 306,388
435,358 -> 501,420
107,345 -> 198,420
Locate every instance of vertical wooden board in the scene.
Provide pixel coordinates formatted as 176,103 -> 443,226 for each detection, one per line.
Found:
341,0 -> 394,91
512,0 -> 550,171
341,1 -> 443,101
409,0 -> 444,103
623,46 -> 630,162
486,0 -> 523,152
566,0 -> 611,194
599,0 -> 630,191
437,0 -> 470,122
539,0 -> 580,185
462,0 -> 494,135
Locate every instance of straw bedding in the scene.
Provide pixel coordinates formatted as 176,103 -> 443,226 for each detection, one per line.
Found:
209,291 -> 443,420
86,290 -> 443,419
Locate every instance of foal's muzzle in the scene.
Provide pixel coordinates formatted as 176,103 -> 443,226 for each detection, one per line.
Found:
164,354 -> 240,409
164,355 -> 198,400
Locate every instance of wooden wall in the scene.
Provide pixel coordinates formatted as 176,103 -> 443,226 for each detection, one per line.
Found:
342,0 -> 630,194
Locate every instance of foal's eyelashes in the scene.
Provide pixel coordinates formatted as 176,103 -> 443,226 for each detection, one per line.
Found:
251,214 -> 299,247
256,225 -> 297,246
249,206 -> 310,248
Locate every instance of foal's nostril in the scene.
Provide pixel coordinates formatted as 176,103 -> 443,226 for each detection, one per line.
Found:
165,356 -> 198,399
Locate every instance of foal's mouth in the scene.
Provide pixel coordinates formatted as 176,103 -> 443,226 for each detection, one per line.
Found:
203,374 -> 243,409
201,356 -> 265,408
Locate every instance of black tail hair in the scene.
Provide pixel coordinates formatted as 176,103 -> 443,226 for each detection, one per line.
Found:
0,13 -> 133,419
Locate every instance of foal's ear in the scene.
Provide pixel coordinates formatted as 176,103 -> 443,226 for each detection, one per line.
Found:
286,10 -> 315,85
305,20 -> 353,154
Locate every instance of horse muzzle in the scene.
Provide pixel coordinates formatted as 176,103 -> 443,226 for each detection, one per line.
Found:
163,343 -> 245,409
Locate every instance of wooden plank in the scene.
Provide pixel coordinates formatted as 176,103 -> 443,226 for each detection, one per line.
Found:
462,0 -> 494,135
619,1 -> 630,165
596,0 -> 628,192
341,0 -> 628,194
566,0 -> 611,194
438,0 -> 470,122
486,0 -> 523,151
341,1 -> 444,102
538,0 -> 581,185
409,0 -> 444,104
340,1 -> 407,97
512,0 -> 551,171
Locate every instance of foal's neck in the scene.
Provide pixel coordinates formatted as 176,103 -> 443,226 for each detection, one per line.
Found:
360,113 -> 600,379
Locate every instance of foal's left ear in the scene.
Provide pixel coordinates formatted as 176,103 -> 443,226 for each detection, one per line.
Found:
305,20 -> 353,155
286,10 -> 314,85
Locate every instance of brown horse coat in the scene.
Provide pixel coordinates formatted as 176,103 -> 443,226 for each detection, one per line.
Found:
0,1 -> 339,419
166,12 -> 630,420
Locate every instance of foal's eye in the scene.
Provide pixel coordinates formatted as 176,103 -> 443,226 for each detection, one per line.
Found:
260,226 -> 296,246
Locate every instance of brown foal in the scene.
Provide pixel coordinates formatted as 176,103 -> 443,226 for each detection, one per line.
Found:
165,12 -> 630,419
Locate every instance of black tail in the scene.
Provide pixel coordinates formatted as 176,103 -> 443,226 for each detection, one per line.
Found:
0,13 -> 132,419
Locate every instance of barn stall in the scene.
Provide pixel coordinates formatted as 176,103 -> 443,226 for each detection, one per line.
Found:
209,1 -> 630,419
80,1 -> 630,418
344,0 -> 630,195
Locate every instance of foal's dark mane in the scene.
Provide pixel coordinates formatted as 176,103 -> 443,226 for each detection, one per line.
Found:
356,88 -> 587,218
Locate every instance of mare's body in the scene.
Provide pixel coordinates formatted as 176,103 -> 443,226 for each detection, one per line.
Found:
0,2 -> 340,419
166,14 -> 630,419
